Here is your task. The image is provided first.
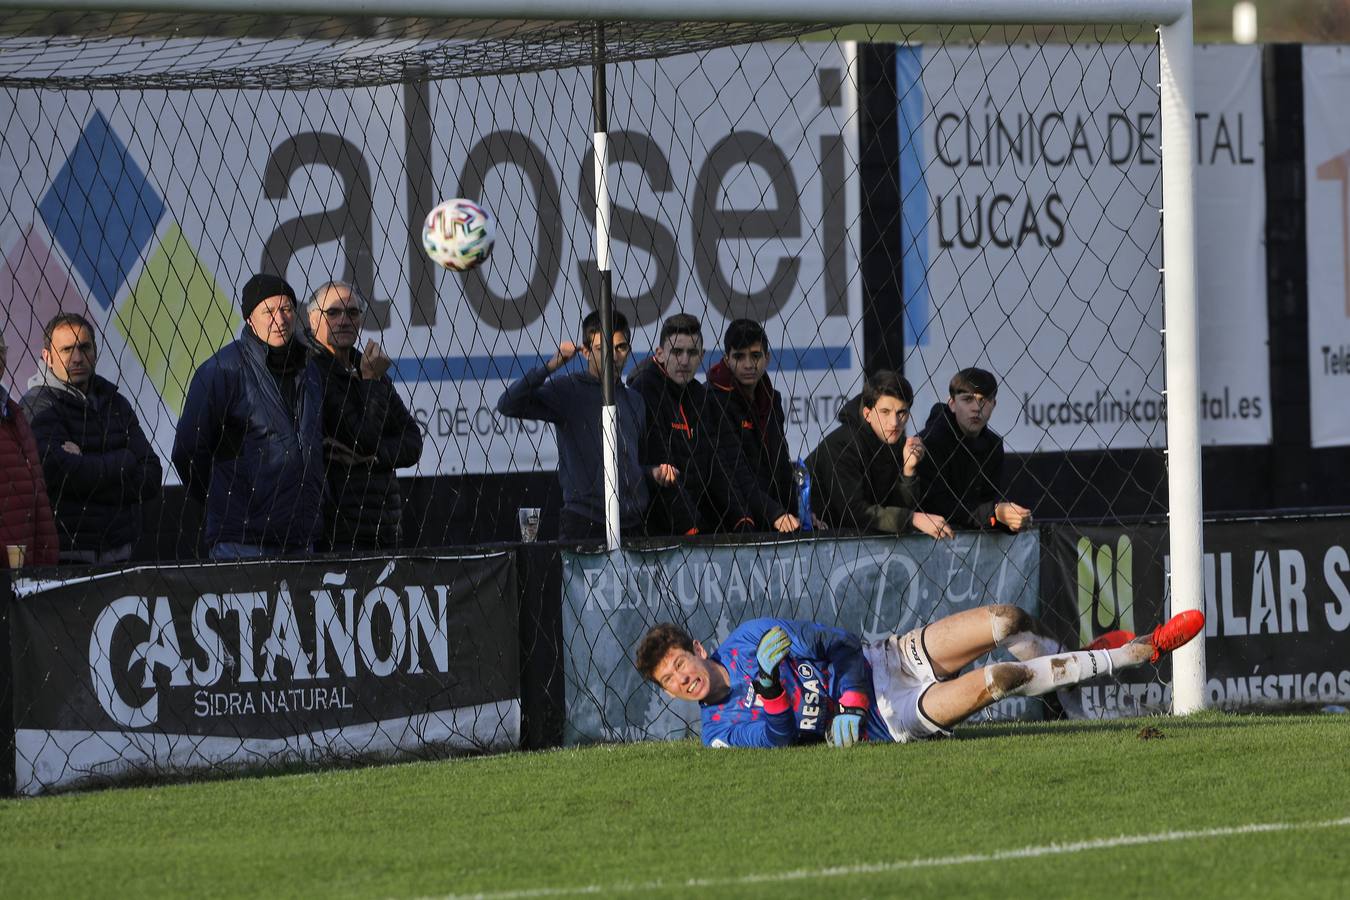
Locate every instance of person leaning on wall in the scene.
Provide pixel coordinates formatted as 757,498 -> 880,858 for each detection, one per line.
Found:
0,330 -> 59,569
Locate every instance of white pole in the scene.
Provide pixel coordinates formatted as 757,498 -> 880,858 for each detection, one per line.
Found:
1159,6 -> 1206,715
598,131 -> 621,551
593,34 -> 621,552
1232,2 -> 1258,44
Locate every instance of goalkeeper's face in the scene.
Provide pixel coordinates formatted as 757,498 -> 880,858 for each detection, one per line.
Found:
653,641 -> 725,702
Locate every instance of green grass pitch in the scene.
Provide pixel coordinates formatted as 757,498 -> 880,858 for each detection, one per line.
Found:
1,712 -> 1347,898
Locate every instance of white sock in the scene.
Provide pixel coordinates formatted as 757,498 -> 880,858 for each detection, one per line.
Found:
988,650 -> 1115,699
999,631 -> 1064,662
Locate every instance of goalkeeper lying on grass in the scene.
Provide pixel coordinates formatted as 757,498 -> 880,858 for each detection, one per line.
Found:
635,605 -> 1203,748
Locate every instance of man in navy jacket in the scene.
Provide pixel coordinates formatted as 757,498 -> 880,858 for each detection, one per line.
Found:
173,274 -> 325,559
498,309 -> 654,541
21,313 -> 161,563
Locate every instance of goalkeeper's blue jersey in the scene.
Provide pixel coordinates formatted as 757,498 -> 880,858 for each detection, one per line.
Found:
700,617 -> 892,747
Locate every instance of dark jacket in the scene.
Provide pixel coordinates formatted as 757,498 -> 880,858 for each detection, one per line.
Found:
629,360 -> 752,534
313,346 -> 423,552
497,364 -> 650,529
0,397 -> 59,567
171,330 -> 325,552
915,402 -> 1004,529
706,361 -> 796,528
20,371 -> 161,552
805,396 -> 918,534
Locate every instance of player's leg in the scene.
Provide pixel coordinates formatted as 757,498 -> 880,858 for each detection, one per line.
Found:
916,609 -> 1205,729
867,605 -> 1055,737
920,604 -> 1066,678
984,609 -> 1206,701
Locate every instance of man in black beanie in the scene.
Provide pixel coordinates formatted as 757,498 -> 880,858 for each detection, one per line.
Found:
172,273 -> 325,559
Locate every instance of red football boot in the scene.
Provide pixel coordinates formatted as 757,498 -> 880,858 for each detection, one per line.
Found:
1145,609 -> 1205,663
1084,629 -> 1135,652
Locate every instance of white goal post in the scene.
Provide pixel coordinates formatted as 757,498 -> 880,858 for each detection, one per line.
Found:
0,0 -> 1205,715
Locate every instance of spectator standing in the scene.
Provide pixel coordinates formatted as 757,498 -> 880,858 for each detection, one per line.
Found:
630,313 -> 752,535
805,370 -> 952,539
916,367 -> 1032,532
497,310 -> 653,541
172,273 -> 325,560
0,331 -> 59,568
305,281 -> 422,552
20,313 -> 161,564
706,319 -> 799,533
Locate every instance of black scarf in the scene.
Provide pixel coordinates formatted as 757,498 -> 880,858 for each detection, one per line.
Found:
248,329 -> 308,417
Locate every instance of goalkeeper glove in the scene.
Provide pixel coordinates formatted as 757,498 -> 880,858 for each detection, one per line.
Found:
828,707 -> 866,748
752,626 -> 792,698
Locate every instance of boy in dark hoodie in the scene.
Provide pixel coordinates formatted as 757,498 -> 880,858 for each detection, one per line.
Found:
806,370 -> 952,539
706,319 -> 800,532
629,312 -> 753,535
916,367 -> 1032,531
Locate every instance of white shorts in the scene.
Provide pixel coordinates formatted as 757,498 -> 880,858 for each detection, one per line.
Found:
862,627 -> 954,743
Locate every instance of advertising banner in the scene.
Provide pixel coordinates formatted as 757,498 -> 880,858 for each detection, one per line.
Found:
1042,519 -> 1350,717
8,553 -> 519,795
1041,525 -> 1173,718
1304,46 -> 1350,447
0,42 -> 861,476
562,531 -> 1040,743
898,43 -> 1269,450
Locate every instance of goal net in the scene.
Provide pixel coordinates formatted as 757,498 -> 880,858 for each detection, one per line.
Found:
0,2 -> 1201,790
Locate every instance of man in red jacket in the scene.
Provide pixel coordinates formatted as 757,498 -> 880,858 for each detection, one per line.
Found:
0,332 -> 59,569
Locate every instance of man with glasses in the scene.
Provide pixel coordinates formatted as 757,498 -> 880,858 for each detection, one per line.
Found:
498,309 -> 655,541
173,273 -> 325,559
20,313 -> 161,563
629,312 -> 753,535
306,281 -> 422,552
805,370 -> 953,539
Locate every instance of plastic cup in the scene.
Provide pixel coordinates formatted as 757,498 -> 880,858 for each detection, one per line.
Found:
517,508 -> 541,542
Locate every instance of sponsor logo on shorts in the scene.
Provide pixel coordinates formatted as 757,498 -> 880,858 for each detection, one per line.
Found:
906,635 -> 923,666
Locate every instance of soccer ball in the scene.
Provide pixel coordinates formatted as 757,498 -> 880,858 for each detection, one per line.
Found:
422,198 -> 495,272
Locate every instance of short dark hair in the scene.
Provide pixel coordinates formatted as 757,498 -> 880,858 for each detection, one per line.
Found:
861,369 -> 914,410
635,622 -> 694,683
43,312 -> 96,350
949,367 -> 999,398
581,309 -> 631,349
723,318 -> 769,354
659,312 -> 702,347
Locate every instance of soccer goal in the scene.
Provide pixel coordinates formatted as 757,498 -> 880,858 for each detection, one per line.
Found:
0,0 -> 1204,789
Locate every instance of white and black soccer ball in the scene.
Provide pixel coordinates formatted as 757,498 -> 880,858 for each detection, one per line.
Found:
422,198 -> 495,272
